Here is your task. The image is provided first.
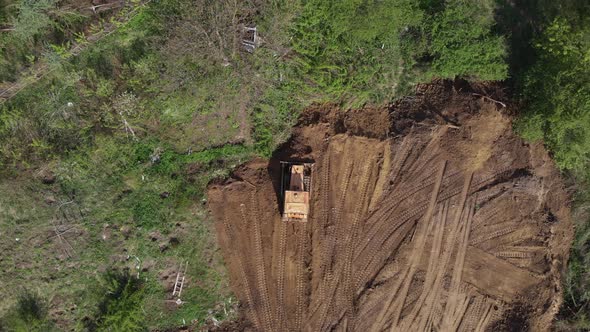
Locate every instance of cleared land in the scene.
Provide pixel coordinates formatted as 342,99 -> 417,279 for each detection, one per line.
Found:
207,81 -> 573,331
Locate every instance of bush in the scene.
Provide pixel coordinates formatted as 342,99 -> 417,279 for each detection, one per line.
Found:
289,0 -> 424,102
83,270 -> 146,332
0,290 -> 56,332
426,0 -> 508,80
516,17 -> 590,171
559,206 -> 590,330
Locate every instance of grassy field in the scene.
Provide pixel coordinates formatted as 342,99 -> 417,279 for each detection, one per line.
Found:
0,0 -> 588,330
0,138 -> 252,330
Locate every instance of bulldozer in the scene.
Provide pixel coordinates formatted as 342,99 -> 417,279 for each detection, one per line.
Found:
280,162 -> 314,222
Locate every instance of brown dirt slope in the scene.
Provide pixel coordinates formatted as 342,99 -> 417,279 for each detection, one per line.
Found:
207,81 -> 573,332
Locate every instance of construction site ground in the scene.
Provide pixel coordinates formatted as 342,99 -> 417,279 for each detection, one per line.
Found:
207,81 -> 573,331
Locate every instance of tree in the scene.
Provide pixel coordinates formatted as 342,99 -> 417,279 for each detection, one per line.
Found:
516,17 -> 590,171
426,0 -> 508,80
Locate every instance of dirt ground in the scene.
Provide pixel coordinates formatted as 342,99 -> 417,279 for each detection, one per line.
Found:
207,80 -> 573,331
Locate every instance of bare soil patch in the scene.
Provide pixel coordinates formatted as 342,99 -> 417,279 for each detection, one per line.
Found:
207,81 -> 573,331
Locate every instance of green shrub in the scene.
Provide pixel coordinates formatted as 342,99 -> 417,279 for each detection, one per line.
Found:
0,290 -> 56,332
426,0 -> 508,80
560,208 -> 590,330
83,270 -> 146,332
289,0 -> 423,102
516,17 -> 590,171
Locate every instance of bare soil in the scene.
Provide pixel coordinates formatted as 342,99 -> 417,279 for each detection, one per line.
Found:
207,80 -> 573,331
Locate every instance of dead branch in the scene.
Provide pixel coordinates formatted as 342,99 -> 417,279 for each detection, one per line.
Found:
51,219 -> 74,258
89,2 -> 125,14
472,93 -> 507,108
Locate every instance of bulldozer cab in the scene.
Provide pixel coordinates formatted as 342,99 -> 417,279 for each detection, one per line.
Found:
280,162 -> 314,222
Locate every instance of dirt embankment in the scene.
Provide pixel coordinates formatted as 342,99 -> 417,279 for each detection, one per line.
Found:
207,80 -> 573,331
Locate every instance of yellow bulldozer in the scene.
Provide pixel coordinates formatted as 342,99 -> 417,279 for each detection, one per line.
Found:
280,162 -> 314,222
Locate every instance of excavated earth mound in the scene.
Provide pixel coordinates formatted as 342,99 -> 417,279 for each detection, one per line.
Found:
207,81 -> 573,332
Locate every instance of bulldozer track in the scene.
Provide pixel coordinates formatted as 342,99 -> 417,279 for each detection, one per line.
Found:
355,280 -> 396,329
400,277 -> 424,315
355,219 -> 417,294
316,157 -> 352,323
360,166 -> 464,250
373,266 -> 409,331
471,224 -> 519,246
388,137 -> 413,188
471,166 -> 522,192
334,160 -> 354,252
477,204 -> 513,225
494,250 -> 534,259
461,296 -> 485,331
362,167 -> 450,242
222,215 -> 234,243
474,301 -> 494,332
237,256 -> 261,330
309,271 -> 333,322
319,147 -> 332,230
249,192 -> 274,331
359,184 -> 433,258
452,294 -> 471,331
414,175 -> 472,332
317,272 -> 342,331
401,202 -> 448,329
470,220 -> 520,240
309,224 -> 337,320
406,151 -> 443,182
372,168 -> 438,218
318,156 -> 353,324
355,168 -> 465,272
324,224 -> 338,272
340,157 -> 375,320
414,279 -> 443,332
220,190 -> 234,241
429,302 -> 443,330
475,185 -> 510,206
496,245 -> 543,253
276,219 -> 287,330
387,161 -> 447,330
317,149 -> 332,281
353,202 -> 431,290
398,137 -> 435,178
387,162 -> 441,202
239,204 -> 249,228
295,223 -> 307,331
472,205 -> 504,229
209,102 -> 569,332
441,175 -> 474,327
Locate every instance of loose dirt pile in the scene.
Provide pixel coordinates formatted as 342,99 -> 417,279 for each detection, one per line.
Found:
207,81 -> 573,331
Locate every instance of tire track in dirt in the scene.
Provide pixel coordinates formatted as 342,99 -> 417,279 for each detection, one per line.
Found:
275,218 -> 287,330
339,153 -> 376,323
385,160 -> 447,330
400,200 -> 448,330
295,223 -> 306,331
316,152 -> 354,330
249,191 -> 274,331
207,84 -> 573,331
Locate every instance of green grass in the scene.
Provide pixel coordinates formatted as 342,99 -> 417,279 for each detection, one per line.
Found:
0,133 -> 249,330
502,1 -> 590,328
0,0 -> 543,330
0,290 -> 58,332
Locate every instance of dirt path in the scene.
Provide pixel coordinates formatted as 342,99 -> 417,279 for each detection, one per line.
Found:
0,0 -> 150,104
207,81 -> 573,331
